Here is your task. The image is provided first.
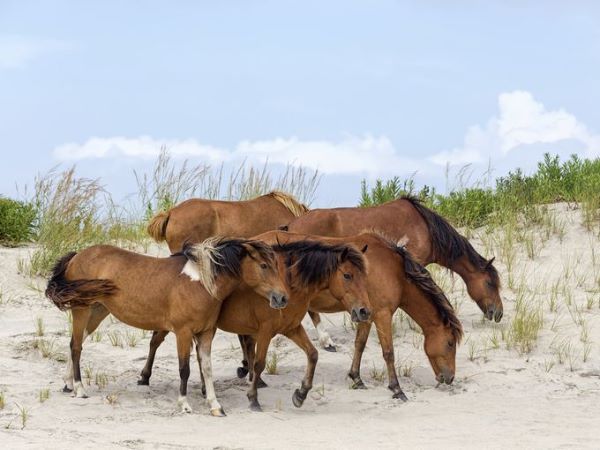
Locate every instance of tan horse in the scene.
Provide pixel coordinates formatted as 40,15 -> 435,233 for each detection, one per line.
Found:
284,195 -> 500,350
238,232 -> 463,400
136,231 -> 372,411
147,191 -> 308,253
45,238 -> 287,416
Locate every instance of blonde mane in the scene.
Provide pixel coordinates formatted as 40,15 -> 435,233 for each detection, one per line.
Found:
181,237 -> 223,298
266,191 -> 309,217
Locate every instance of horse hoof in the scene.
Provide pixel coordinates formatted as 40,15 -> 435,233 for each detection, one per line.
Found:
324,344 -> 337,352
257,378 -> 268,389
351,380 -> 367,390
249,402 -> 262,412
292,389 -> 305,408
137,378 -> 149,386
63,385 -> 73,393
393,391 -> 408,402
210,407 -> 226,417
237,366 -> 249,378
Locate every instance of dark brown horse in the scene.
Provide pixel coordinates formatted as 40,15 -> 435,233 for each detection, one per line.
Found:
147,191 -> 308,253
284,195 -> 500,350
45,238 -> 287,416
238,232 -> 463,400
136,231 -> 372,411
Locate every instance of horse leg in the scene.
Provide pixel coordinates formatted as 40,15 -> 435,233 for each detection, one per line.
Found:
196,328 -> 225,417
308,311 -> 336,352
138,330 -> 169,385
242,335 -> 267,388
373,310 -> 408,401
247,332 -> 270,412
348,320 -> 372,390
193,336 -> 206,398
70,307 -> 92,398
175,329 -> 193,413
285,325 -> 318,408
236,334 -> 250,379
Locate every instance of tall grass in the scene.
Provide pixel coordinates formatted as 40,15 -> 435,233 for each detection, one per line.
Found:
24,150 -> 320,276
28,167 -> 106,276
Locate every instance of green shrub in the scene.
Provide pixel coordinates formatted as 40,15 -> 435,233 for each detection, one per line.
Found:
0,197 -> 36,245
359,153 -> 600,229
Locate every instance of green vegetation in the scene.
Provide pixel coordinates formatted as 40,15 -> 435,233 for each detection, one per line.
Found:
360,153 -> 600,229
13,149 -> 320,276
0,197 -> 36,245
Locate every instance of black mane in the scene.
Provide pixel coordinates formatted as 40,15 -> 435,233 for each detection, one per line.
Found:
392,242 -> 463,343
182,238 -> 275,279
272,240 -> 365,289
401,195 -> 500,290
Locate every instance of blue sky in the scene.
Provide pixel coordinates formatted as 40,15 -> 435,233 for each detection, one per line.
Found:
1,1 -> 599,206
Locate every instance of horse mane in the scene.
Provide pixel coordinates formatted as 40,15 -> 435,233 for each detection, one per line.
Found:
272,240 -> 365,290
266,191 -> 309,217
181,237 -> 274,297
401,195 -> 500,289
375,237 -> 463,343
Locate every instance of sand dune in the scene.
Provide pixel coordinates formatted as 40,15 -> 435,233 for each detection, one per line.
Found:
1,205 -> 599,449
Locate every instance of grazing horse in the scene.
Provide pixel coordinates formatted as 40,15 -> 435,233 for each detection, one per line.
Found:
137,232 -> 372,411
284,195 -> 500,350
147,191 -> 308,253
239,232 -> 463,400
45,238 -> 287,416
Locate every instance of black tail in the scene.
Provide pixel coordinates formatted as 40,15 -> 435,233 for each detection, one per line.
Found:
45,252 -> 118,311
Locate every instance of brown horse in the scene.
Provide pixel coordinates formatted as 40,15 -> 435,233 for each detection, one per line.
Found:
45,238 -> 287,416
136,231 -> 372,411
147,191 -> 308,253
238,232 -> 463,400
284,195 -> 500,350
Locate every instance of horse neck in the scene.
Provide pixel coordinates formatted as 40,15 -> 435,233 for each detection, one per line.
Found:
400,282 -> 445,336
446,254 -> 480,287
211,275 -> 242,301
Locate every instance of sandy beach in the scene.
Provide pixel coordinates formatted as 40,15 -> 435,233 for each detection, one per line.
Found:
1,204 -> 599,449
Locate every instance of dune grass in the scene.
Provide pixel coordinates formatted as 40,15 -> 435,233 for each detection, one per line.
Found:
21,149 -> 320,276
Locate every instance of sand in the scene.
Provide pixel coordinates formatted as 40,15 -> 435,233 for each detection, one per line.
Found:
1,204 -> 599,449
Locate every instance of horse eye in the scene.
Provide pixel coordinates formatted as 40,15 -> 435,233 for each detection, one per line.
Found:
260,263 -> 268,269
343,273 -> 352,280
486,281 -> 494,288
447,340 -> 455,348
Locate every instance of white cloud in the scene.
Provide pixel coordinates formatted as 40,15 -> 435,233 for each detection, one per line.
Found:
54,136 -> 228,162
430,90 -> 600,166
53,135 -> 419,176
0,35 -> 70,69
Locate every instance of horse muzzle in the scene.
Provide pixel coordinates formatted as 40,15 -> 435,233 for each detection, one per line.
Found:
350,306 -> 371,323
269,292 -> 288,310
485,304 -> 503,323
436,369 -> 455,385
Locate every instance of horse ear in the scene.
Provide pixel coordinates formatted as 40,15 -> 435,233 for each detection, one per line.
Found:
340,246 -> 349,261
361,244 -> 368,253
486,256 -> 495,267
241,242 -> 259,260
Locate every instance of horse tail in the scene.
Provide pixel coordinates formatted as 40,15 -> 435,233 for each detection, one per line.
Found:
45,252 -> 118,311
147,211 -> 170,242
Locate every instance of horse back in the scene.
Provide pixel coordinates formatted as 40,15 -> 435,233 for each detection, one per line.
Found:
165,197 -> 297,252
287,201 -> 432,263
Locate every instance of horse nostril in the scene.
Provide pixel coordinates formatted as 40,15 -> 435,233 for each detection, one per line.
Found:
280,295 -> 288,306
359,307 -> 369,320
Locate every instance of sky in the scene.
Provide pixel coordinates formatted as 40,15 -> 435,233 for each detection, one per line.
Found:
1,0 -> 599,206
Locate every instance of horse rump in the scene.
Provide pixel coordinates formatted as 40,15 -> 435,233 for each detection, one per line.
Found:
45,252 -> 118,311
